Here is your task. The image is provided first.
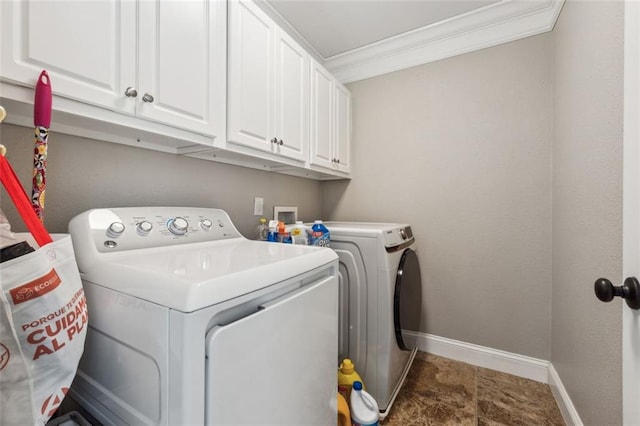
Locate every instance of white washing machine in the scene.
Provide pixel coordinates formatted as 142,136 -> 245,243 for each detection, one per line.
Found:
324,222 -> 422,419
67,207 -> 339,425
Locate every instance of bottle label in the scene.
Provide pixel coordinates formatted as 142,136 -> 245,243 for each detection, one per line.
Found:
338,384 -> 351,404
311,231 -> 330,247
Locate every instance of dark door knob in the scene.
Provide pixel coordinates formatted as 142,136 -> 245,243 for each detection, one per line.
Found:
594,277 -> 640,309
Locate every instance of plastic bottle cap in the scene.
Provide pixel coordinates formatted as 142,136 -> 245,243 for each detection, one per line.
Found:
260,218 -> 266,224
340,358 -> 355,374
353,381 -> 363,391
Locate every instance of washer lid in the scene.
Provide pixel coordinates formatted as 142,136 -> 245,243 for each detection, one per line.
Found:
79,240 -> 337,312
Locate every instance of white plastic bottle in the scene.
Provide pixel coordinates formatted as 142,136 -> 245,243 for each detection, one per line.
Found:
290,221 -> 308,245
350,381 -> 379,426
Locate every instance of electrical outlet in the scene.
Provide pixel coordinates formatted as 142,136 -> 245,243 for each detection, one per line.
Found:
253,197 -> 264,216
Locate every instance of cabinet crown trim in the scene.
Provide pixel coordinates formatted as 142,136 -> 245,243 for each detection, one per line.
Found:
319,0 -> 564,83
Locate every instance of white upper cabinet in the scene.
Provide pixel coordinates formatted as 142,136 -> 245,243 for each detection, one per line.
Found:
227,0 -> 308,163
1,0 -> 137,113
310,62 -> 335,170
137,0 -> 226,137
1,0 -> 226,140
310,60 -> 351,175
273,28 -> 309,162
1,0 -> 349,179
227,0 -> 274,153
334,83 -> 352,173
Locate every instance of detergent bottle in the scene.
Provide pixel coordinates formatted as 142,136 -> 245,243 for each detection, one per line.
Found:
310,220 -> 330,247
267,220 -> 278,242
338,358 -> 364,404
290,221 -> 308,245
337,392 -> 352,426
350,381 -> 379,426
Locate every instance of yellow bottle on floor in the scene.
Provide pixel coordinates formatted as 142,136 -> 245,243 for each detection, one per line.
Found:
337,392 -> 352,426
338,359 -> 364,404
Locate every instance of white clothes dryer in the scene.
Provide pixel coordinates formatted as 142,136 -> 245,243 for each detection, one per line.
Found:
68,207 -> 339,425
324,222 -> 423,419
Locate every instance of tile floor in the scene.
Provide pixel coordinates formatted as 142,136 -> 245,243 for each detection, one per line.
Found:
53,351 -> 565,425
382,352 -> 566,426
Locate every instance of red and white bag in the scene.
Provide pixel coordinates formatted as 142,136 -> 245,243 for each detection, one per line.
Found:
0,155 -> 87,425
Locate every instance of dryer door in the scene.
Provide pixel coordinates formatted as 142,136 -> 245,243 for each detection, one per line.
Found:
394,248 -> 422,350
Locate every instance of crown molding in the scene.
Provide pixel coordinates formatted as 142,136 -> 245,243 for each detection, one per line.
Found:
324,0 -> 565,84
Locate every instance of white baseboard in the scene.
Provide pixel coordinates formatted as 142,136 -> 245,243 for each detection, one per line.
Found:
403,331 -> 583,426
548,363 -> 584,426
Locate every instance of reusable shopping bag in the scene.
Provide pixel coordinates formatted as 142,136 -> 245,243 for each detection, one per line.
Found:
0,154 -> 88,425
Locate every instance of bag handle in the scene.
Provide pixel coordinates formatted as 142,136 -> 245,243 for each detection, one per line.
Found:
0,155 -> 52,247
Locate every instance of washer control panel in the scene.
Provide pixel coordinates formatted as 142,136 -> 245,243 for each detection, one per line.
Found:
69,207 -> 243,253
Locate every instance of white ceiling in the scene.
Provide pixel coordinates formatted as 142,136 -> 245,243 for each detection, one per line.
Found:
264,0 -> 500,58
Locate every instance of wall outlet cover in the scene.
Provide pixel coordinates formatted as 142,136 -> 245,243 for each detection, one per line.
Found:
254,197 -> 264,216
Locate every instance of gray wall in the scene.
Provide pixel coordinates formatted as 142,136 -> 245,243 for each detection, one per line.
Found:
321,2 -> 625,423
552,1 -> 624,424
322,34 -> 554,359
0,123 -> 323,238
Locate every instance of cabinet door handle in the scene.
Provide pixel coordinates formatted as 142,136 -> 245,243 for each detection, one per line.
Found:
142,93 -> 155,103
124,87 -> 138,98
336,158 -> 340,164
271,137 -> 278,144
278,139 -> 284,146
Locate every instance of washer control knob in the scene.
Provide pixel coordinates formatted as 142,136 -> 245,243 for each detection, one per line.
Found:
200,219 -> 213,230
136,220 -> 153,236
167,217 -> 189,236
106,222 -> 125,238
400,228 -> 407,240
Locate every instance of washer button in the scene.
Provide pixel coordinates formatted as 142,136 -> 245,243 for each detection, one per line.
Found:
168,217 -> 189,236
137,221 -> 153,236
106,222 -> 125,238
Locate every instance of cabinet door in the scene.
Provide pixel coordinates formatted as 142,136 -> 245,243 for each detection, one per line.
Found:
273,28 -> 308,162
0,0 -> 136,114
137,0 -> 226,139
335,83 -> 352,173
310,61 -> 335,169
227,0 -> 275,152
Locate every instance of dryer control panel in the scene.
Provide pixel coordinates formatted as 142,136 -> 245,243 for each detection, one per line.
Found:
69,207 -> 243,253
383,226 -> 415,252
